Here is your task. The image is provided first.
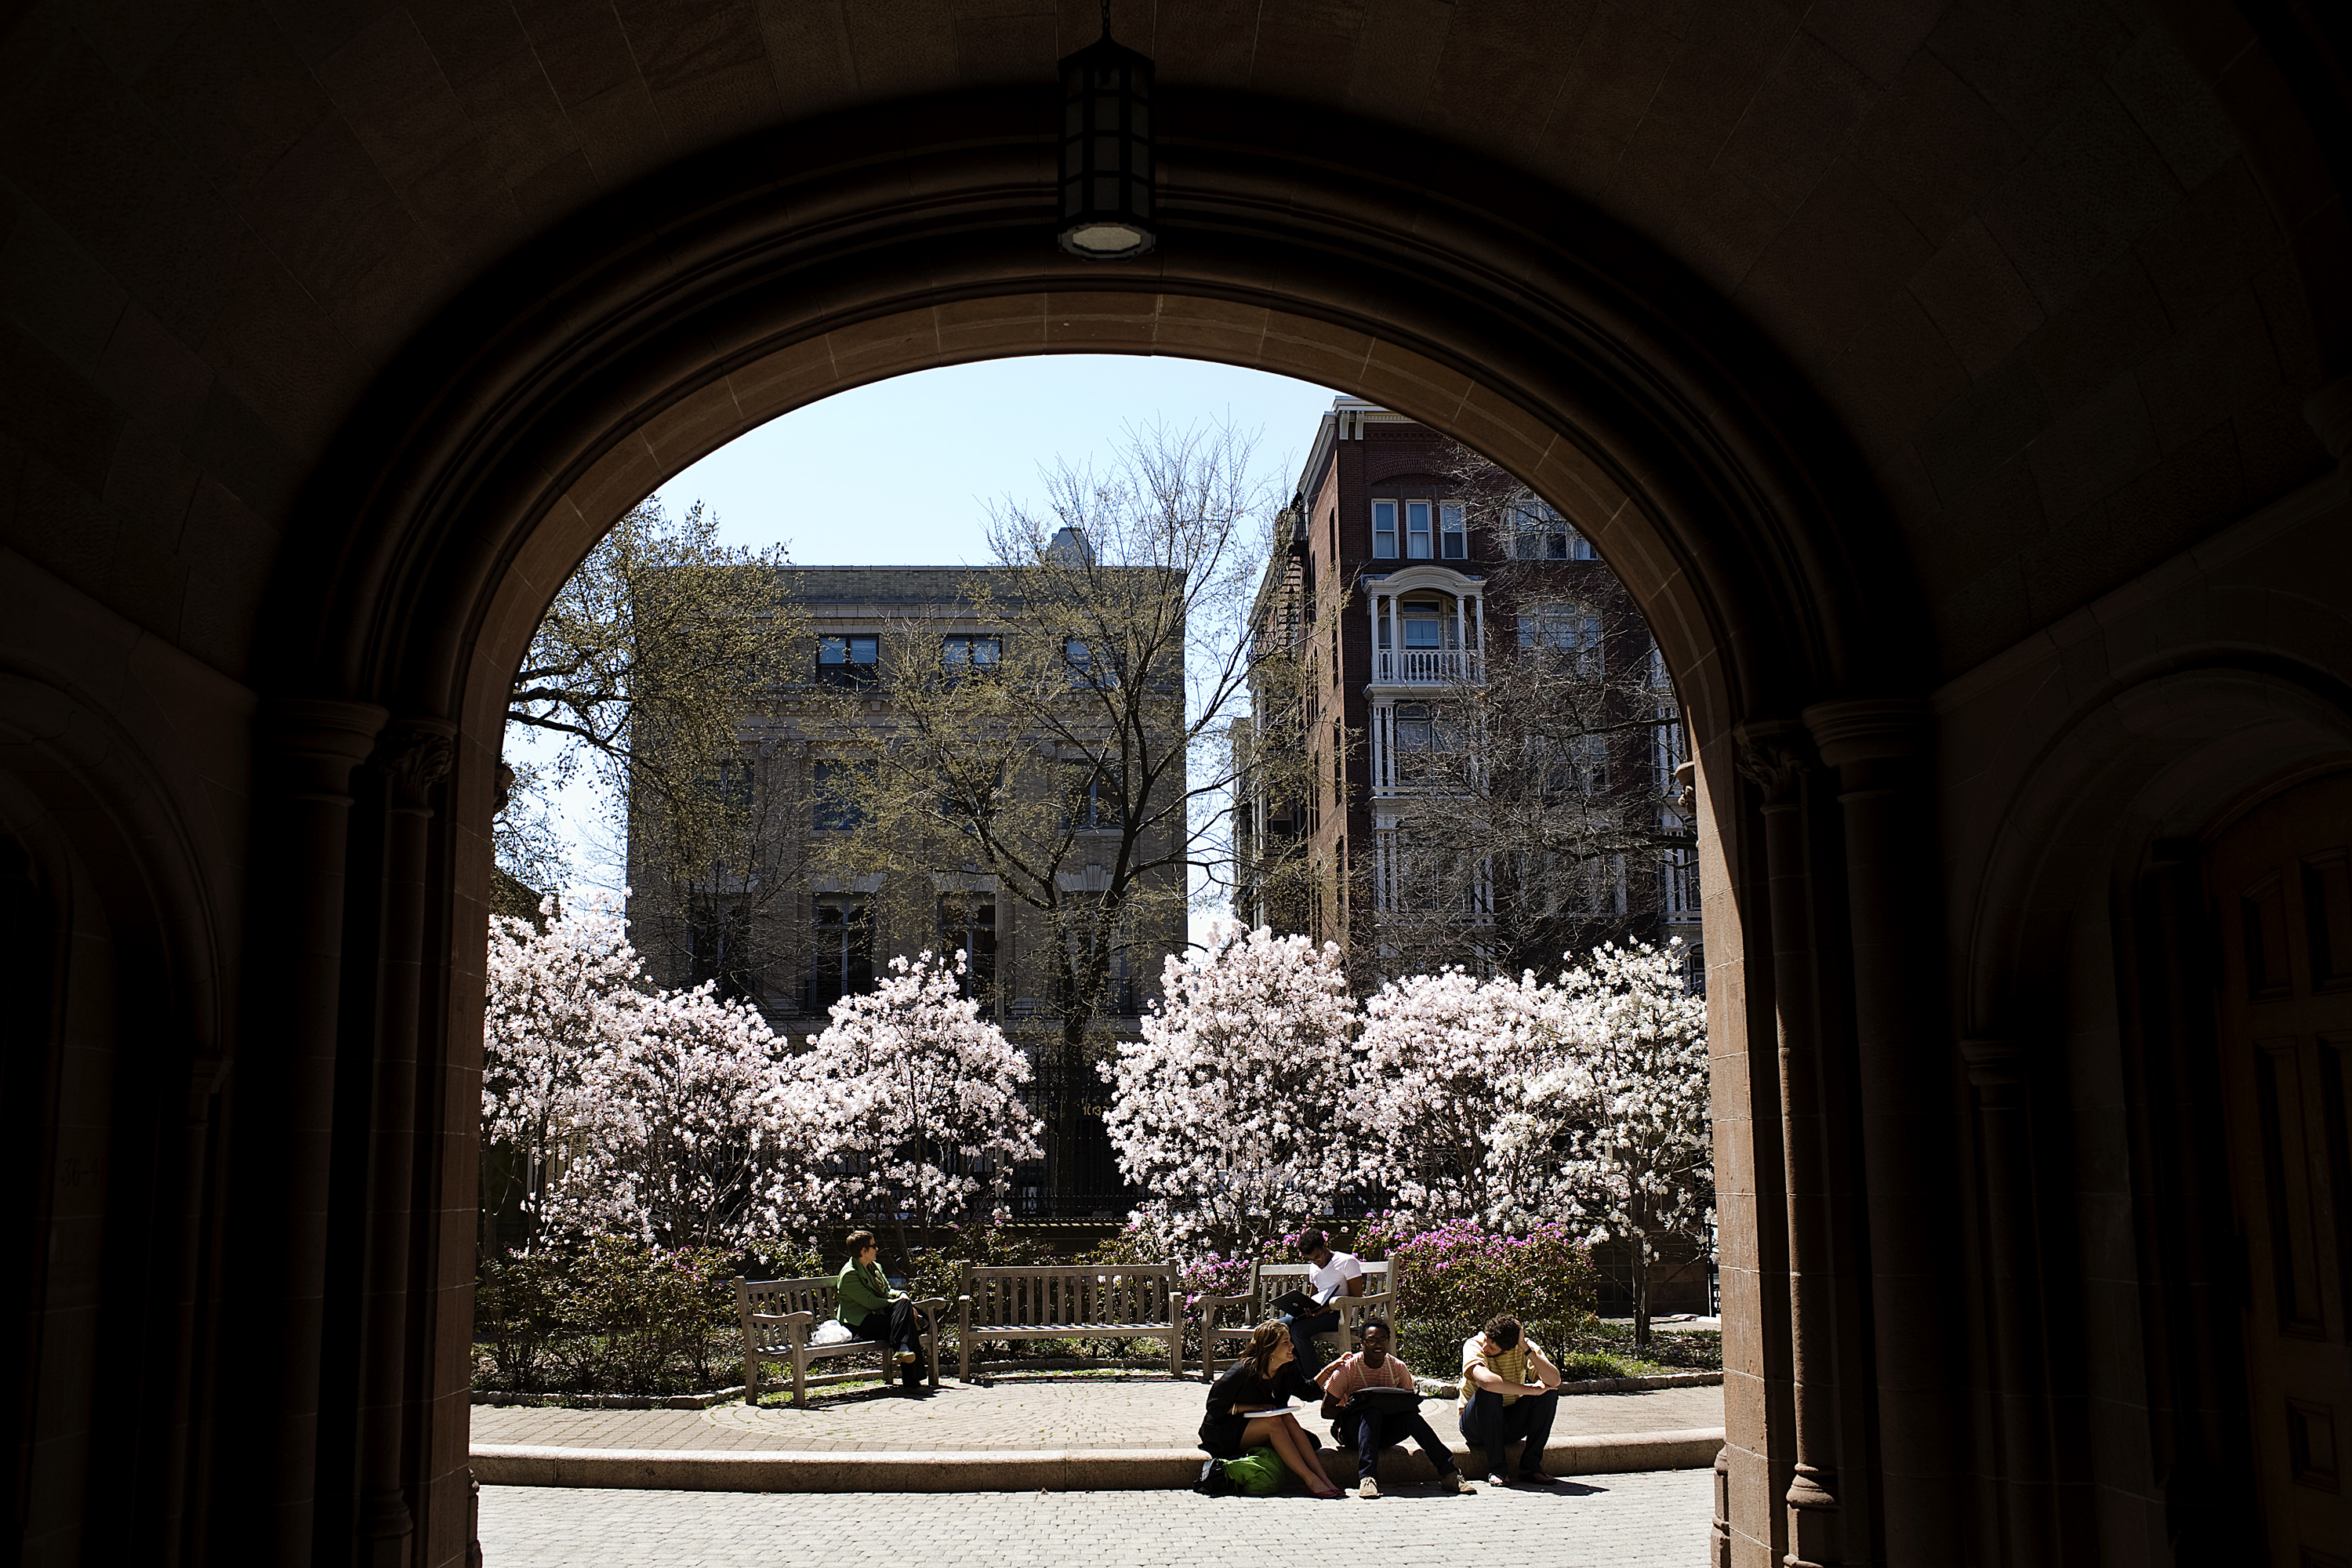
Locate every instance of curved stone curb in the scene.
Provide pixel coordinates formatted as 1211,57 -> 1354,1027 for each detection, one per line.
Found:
470,1428 -> 1726,1493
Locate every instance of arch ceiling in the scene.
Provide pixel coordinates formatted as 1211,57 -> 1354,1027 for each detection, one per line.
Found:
0,0 -> 2340,712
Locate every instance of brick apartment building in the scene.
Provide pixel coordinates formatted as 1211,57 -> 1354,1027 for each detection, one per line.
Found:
1239,397 -> 1700,984
628,554 -> 1184,1215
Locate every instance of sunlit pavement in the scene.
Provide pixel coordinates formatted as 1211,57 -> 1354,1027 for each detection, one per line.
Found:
478,1468 -> 1715,1566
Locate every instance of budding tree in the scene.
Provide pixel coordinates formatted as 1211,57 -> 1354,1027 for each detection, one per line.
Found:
804,420 -> 1312,1200
499,497 -> 809,996
1099,920 -> 1366,1260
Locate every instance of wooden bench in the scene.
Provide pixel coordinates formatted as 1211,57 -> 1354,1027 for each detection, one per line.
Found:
734,1275 -> 949,1406
955,1264 -> 1185,1381
1198,1259 -> 1398,1381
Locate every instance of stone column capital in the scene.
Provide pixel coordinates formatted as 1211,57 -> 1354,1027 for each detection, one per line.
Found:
1732,718 -> 1815,807
1802,698 -> 1930,769
1962,1038 -> 2028,1104
371,719 -> 456,811
258,699 -> 390,803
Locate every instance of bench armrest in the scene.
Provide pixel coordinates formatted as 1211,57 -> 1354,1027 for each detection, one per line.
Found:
753,1309 -> 818,1330
1191,1291 -> 1250,1309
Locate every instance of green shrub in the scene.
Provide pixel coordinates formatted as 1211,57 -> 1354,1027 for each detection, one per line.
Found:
474,1234 -> 821,1396
1556,1350 -> 1627,1381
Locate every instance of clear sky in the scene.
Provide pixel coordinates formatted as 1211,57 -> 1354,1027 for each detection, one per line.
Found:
532,354 -> 1346,927
650,354 -> 1341,563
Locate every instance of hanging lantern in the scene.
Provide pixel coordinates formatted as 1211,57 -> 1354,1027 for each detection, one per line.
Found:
1056,19 -> 1156,261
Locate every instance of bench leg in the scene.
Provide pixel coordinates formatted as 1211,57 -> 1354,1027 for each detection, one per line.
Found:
792,1349 -> 806,1407
743,1343 -> 759,1403
1168,1329 -> 1181,1379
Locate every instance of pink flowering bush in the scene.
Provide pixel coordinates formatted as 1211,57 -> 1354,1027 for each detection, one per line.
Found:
1356,1213 -> 1600,1367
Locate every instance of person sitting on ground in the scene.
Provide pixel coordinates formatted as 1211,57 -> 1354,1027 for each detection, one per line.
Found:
1201,1321 -> 1345,1499
1281,1229 -> 1367,1370
1458,1314 -> 1562,1486
1315,1318 -> 1477,1499
835,1230 -> 928,1393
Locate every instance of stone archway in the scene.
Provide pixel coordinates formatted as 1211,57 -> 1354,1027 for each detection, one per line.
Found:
234,91 -> 1936,1568
4,5 -> 2348,1564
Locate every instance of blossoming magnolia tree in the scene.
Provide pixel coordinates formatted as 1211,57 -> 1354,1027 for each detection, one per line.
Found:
482,898 -> 652,1250
801,950 -> 1044,1269
583,981 -> 820,1249
1356,965 -> 1594,1225
1510,938 -> 1712,1350
1100,920 -> 1367,1261
484,895 -> 817,1250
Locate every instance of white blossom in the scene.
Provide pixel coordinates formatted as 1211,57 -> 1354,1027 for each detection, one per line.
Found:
1099,919 -> 1368,1259
800,950 -> 1044,1242
483,895 -> 818,1250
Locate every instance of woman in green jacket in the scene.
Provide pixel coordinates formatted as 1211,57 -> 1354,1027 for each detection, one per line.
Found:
837,1230 -> 927,1392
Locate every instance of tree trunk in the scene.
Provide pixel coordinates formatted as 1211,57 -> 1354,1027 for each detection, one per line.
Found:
1051,1017 -> 1086,1207
887,1214 -> 919,1283
1631,1229 -> 1652,1355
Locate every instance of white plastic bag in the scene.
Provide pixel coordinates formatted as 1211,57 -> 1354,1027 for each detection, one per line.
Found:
811,1318 -> 854,1346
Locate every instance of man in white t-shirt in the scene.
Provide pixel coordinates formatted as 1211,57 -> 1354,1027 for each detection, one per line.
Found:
1284,1230 -> 1366,1367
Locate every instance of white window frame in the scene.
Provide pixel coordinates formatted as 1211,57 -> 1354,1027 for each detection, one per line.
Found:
1406,500 -> 1433,559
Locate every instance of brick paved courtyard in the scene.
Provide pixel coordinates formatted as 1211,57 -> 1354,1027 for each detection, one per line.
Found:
471,1374 -> 1724,1454
479,1469 -> 1715,1566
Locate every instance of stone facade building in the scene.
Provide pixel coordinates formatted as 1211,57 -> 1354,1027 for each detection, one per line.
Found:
626,557 -> 1183,1214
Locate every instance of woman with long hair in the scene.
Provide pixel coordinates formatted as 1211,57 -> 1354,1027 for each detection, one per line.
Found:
1200,1320 -> 1344,1498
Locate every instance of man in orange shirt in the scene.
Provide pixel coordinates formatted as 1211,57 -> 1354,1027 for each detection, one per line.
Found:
1316,1319 -> 1479,1499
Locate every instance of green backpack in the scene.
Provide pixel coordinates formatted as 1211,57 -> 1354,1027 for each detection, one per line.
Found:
1218,1444 -> 1290,1496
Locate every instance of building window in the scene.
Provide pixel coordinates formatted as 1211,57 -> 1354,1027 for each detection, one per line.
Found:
818,633 -> 879,686
942,634 -> 1001,672
938,895 -> 996,999
811,760 -> 866,831
1403,601 -> 1446,648
696,758 -> 754,807
1440,502 -> 1466,560
1065,637 -> 1116,688
1519,602 -> 1602,669
1510,499 -> 1596,560
1065,768 -> 1115,830
810,898 -> 873,1012
1372,500 -> 1398,559
1406,500 -> 1432,559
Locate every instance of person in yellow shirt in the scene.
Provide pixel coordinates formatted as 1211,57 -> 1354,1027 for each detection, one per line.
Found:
1457,1314 -> 1561,1486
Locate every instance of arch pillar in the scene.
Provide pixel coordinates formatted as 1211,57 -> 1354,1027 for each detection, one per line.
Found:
214,699 -> 386,1562
1733,718 -> 1861,1567
1805,698 -> 1965,1566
